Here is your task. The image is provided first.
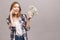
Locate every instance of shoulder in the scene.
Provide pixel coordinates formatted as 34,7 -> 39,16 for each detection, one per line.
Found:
22,14 -> 27,18
21,14 -> 27,21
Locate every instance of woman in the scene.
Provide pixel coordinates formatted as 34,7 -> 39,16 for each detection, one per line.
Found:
7,2 -> 32,40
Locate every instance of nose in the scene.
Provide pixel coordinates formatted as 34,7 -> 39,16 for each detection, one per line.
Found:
14,8 -> 19,11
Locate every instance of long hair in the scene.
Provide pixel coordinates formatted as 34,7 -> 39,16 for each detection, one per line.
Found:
10,2 -> 22,17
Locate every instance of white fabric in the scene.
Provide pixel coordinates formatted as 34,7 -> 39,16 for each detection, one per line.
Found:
13,17 -> 23,36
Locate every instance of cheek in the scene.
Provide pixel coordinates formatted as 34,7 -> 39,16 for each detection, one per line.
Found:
13,8 -> 16,10
17,8 -> 19,11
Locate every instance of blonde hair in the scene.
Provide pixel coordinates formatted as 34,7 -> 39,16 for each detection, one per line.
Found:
10,2 -> 22,17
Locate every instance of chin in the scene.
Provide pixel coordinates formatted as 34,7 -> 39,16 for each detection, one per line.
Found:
15,12 -> 18,14
15,13 -> 18,14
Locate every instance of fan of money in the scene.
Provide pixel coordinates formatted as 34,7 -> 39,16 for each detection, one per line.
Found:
27,5 -> 38,18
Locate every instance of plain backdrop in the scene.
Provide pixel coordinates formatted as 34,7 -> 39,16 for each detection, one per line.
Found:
0,0 -> 60,40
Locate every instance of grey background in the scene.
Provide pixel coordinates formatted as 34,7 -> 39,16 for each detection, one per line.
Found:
0,0 -> 60,40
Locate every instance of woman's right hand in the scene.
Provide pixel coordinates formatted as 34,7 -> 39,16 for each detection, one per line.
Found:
10,9 -> 14,15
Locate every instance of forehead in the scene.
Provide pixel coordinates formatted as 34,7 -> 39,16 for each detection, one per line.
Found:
13,4 -> 19,7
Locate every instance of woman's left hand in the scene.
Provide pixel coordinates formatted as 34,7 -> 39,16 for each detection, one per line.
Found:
27,11 -> 33,20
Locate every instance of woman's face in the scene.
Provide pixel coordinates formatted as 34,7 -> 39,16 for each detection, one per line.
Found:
13,4 -> 19,14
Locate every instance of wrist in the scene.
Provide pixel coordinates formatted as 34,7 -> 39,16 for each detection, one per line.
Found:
27,18 -> 31,20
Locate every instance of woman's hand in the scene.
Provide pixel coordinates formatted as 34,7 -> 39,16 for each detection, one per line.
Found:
10,9 -> 15,15
27,5 -> 38,20
27,11 -> 33,20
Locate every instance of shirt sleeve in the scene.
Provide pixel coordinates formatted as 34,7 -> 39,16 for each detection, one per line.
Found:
22,14 -> 30,31
23,14 -> 27,22
6,15 -> 11,25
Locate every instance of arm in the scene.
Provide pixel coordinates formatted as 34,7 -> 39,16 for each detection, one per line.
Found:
26,18 -> 30,30
6,15 -> 13,29
6,16 -> 11,26
9,13 -> 14,26
9,9 -> 14,26
26,11 -> 32,30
